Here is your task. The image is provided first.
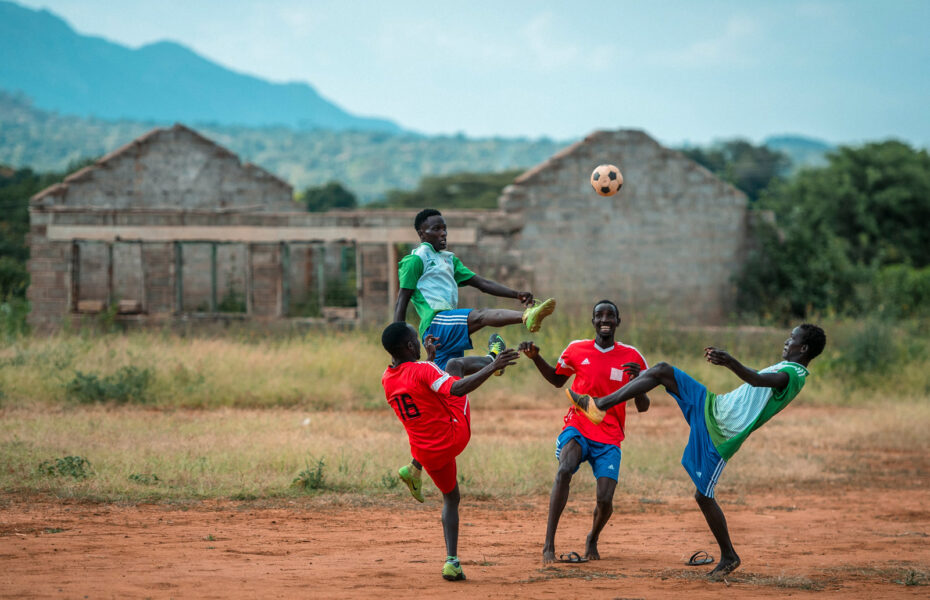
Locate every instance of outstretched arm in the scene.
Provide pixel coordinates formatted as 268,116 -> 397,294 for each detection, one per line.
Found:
518,341 -> 570,388
464,275 -> 533,306
704,347 -> 789,391
449,349 -> 520,396
393,288 -> 414,323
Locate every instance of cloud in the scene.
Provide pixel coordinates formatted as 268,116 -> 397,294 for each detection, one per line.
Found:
649,15 -> 761,69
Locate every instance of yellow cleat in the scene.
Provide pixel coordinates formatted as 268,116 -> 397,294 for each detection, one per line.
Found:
566,388 -> 606,425
522,298 -> 556,333
398,464 -> 424,503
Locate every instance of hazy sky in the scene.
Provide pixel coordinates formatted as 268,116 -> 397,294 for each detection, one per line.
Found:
17,0 -> 930,146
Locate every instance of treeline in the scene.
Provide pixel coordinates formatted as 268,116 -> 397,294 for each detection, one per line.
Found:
0,92 -> 564,203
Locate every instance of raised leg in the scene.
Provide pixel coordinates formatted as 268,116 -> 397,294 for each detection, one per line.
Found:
594,362 -> 680,411
467,308 -> 523,334
694,491 -> 740,579
543,439 -> 583,564
585,477 -> 617,560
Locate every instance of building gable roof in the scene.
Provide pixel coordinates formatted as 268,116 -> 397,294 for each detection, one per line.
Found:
31,123 -> 292,208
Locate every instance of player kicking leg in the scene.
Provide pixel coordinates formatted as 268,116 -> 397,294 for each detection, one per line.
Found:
381,322 -> 520,580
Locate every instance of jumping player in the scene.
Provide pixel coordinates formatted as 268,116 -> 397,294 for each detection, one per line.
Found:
381,321 -> 519,582
394,208 -> 555,373
518,300 -> 650,565
567,324 -> 826,579
393,208 -> 555,500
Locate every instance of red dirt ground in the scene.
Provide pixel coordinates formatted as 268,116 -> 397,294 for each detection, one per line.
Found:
1,485 -> 928,599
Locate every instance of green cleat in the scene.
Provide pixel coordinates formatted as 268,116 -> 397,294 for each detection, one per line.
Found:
522,298 -> 556,333
487,333 -> 506,376
566,388 -> 606,425
398,464 -> 424,503
442,557 -> 466,581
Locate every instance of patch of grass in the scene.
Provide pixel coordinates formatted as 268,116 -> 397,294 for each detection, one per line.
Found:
292,458 -> 326,491
43,527 -> 65,533
519,568 -> 624,583
66,366 -> 153,404
37,456 -> 93,479
380,471 -> 399,489
128,473 -> 160,485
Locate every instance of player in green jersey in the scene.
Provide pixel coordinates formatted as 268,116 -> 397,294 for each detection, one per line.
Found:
567,324 -> 826,579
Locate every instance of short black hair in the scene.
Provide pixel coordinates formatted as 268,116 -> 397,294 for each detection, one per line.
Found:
797,323 -> 826,360
592,299 -> 620,319
414,208 -> 442,232
381,321 -> 415,356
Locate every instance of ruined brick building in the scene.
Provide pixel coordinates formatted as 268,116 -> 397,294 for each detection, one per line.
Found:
27,125 -> 748,330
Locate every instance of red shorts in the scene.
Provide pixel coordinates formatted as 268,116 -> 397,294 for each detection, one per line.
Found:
412,407 -> 471,494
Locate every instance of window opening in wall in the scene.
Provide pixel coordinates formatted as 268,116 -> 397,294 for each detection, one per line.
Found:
283,241 -> 358,319
178,242 -> 247,314
72,240 -> 109,313
112,242 -> 144,314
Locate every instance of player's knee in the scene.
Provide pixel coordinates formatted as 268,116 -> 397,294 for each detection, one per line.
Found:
466,308 -> 485,326
694,490 -> 713,505
651,362 -> 674,377
554,463 -> 575,483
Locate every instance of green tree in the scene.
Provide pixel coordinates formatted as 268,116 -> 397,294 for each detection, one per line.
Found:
681,139 -> 790,201
301,181 -> 358,212
737,141 -> 930,319
0,159 -> 97,298
369,170 -> 522,210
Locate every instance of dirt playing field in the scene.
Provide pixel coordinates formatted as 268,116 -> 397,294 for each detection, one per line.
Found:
1,405 -> 928,599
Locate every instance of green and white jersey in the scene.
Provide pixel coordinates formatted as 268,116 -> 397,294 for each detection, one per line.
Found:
704,361 -> 809,460
398,242 -> 475,337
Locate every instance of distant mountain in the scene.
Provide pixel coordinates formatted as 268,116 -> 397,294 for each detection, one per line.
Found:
0,1 -> 401,132
764,135 -> 834,171
0,91 -> 568,202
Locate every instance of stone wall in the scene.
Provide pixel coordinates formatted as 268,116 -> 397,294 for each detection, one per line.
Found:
499,130 -> 748,323
27,125 -> 750,330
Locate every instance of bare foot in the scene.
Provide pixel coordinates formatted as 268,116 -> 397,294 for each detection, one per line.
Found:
584,534 -> 601,560
708,555 -> 740,580
542,548 -> 556,565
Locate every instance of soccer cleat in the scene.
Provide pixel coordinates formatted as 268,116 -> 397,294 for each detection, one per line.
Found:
442,557 -> 466,581
566,388 -> 606,425
487,333 -> 506,376
523,298 -> 556,333
398,464 -> 424,503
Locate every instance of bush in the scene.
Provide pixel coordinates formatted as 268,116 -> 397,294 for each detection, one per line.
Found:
0,297 -> 29,339
38,456 -> 93,479
65,366 -> 153,404
292,457 -> 326,491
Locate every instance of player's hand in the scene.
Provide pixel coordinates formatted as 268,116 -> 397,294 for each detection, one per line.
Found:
518,341 -> 540,359
516,291 -> 534,307
704,346 -> 733,366
491,348 -> 520,372
634,395 -> 650,413
622,362 -> 642,379
424,334 -> 441,361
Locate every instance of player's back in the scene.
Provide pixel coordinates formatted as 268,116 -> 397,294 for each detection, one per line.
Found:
382,361 -> 468,455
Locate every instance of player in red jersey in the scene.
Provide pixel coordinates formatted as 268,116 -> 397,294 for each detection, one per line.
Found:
518,300 -> 650,565
381,321 -> 519,581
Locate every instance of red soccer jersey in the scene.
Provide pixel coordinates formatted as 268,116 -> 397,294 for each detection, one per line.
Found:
556,339 -> 648,446
382,361 -> 469,458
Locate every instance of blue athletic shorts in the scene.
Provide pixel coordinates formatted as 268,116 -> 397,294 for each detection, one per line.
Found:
670,367 -> 726,498
423,309 -> 474,371
555,426 -> 622,482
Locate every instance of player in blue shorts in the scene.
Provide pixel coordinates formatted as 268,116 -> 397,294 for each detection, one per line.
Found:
393,208 -> 556,500
567,324 -> 826,579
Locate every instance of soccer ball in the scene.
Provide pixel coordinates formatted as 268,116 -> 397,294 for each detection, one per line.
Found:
590,164 -> 623,197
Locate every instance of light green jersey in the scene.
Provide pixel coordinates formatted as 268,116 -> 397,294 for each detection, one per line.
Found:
704,361 -> 809,460
398,242 -> 475,337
